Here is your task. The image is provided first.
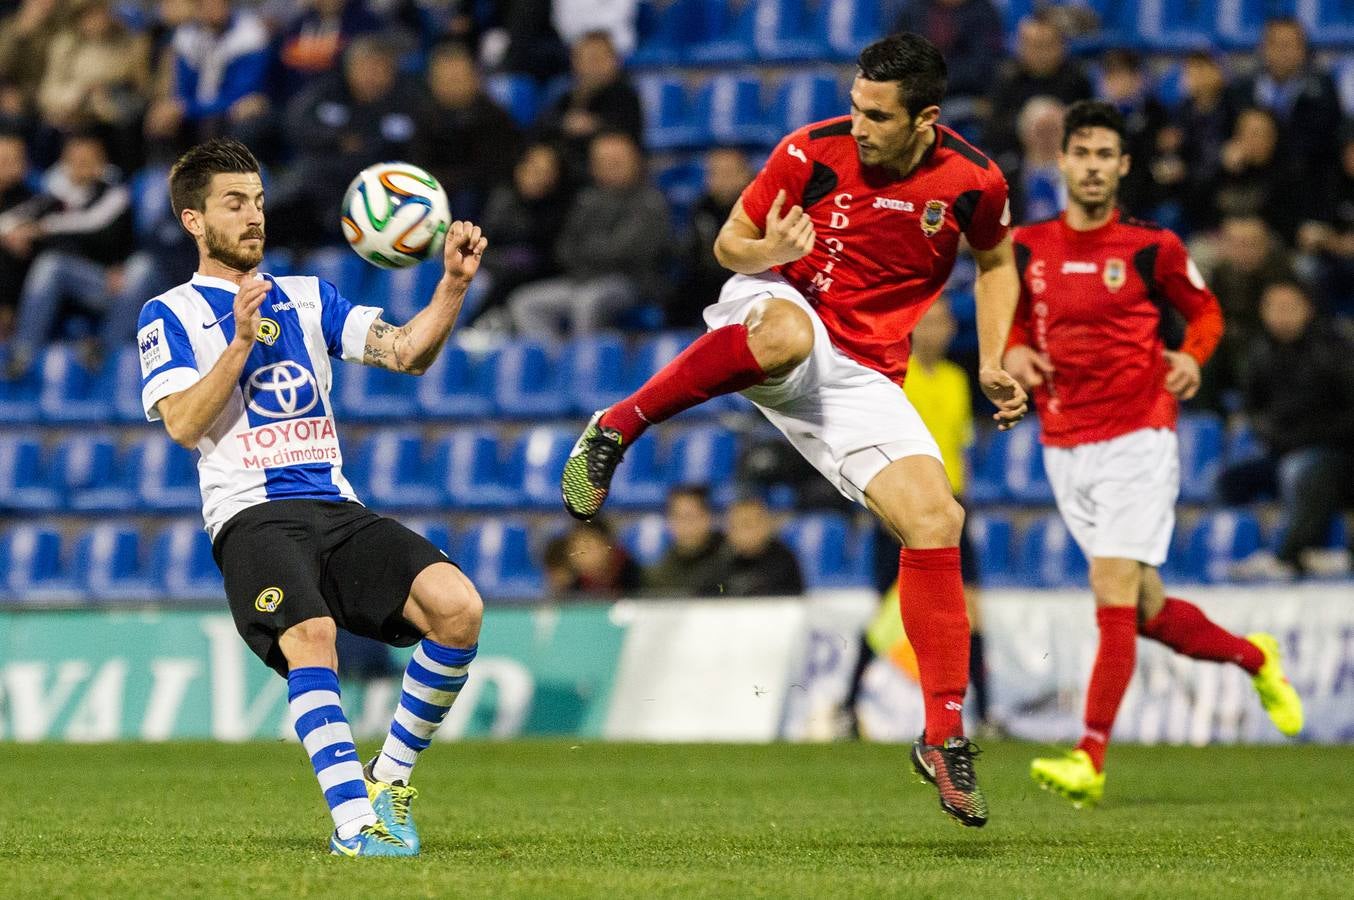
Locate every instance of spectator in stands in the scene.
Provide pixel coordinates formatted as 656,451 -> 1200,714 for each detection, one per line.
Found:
0,131 -> 33,339
273,0 -> 384,103
552,0 -> 637,59
36,0 -> 150,168
985,12 -> 1092,173
1157,51 -> 1230,234
1226,17 -> 1343,177
143,0 -> 271,152
481,0 -> 568,82
644,485 -> 727,597
270,35 -> 431,250
1008,96 -> 1065,223
1197,214 -> 1296,412
2,131 -> 133,376
423,42 -> 523,220
508,130 -> 668,336
563,518 -> 642,597
1221,280 -> 1354,579
1211,107 -> 1305,244
890,0 -> 1005,132
474,140 -> 570,326
0,0 -> 69,123
537,30 -> 643,187
671,147 -> 752,327
1297,129 -> 1354,319
1097,50 -> 1169,218
716,494 -> 803,597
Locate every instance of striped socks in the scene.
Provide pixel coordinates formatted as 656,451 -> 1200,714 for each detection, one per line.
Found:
372,639 -> 477,785
288,666 -> 376,839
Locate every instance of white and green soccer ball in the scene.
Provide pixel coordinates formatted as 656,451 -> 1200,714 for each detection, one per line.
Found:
341,161 -> 451,269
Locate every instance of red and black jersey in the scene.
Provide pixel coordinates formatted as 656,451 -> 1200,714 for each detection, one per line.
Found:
740,117 -> 1009,383
1009,210 -> 1224,448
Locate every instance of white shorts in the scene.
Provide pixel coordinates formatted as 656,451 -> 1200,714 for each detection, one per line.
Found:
1043,427 -> 1179,566
703,272 -> 942,506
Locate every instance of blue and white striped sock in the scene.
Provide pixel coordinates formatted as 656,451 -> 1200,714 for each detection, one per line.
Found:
372,640 -> 476,784
288,666 -> 377,840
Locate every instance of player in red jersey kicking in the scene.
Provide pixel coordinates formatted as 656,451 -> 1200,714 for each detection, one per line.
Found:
561,33 -> 1028,828
1005,101 -> 1304,808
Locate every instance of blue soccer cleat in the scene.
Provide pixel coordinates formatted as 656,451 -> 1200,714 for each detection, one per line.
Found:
365,758 -> 421,853
328,820 -> 416,858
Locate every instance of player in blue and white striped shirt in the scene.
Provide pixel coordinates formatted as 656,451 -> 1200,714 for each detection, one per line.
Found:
137,139 -> 486,857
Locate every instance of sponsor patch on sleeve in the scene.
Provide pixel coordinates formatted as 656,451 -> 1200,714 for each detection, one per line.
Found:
138,318 -> 169,377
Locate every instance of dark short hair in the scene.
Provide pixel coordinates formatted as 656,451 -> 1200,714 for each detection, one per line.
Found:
667,484 -> 711,512
857,32 -> 947,117
168,138 -> 260,218
1061,100 -> 1127,151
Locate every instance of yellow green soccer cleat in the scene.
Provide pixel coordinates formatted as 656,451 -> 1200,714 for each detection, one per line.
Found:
365,761 -> 420,854
561,410 -> 626,520
1247,632 -> 1304,737
328,820 -> 415,858
1030,749 -> 1105,808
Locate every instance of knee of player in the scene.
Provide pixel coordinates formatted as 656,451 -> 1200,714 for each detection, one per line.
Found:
426,567 -> 484,642
282,616 -> 338,650
900,496 -> 964,547
931,497 -> 966,543
747,300 -> 814,375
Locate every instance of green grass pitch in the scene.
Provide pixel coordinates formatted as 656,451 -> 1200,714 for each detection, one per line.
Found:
2,741 -> 1350,898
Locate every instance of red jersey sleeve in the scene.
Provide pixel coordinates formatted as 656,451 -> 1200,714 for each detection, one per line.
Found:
739,134 -> 816,231
963,169 -> 1011,252
1156,232 -> 1224,365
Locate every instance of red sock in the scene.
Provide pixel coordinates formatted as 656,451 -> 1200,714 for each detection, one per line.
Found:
1077,606 -> 1138,773
600,324 -> 766,443
897,547 -> 969,745
1141,597 -> 1264,675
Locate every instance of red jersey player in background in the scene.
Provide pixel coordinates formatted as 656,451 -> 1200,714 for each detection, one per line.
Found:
1004,101 -> 1304,808
561,33 -> 1027,828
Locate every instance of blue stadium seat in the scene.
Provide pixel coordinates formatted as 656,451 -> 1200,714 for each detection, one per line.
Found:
1298,0 -> 1354,48
0,359 -> 41,424
630,0 -> 704,67
403,518 -> 453,557
1077,0 -> 1142,49
694,73 -> 773,146
999,424 -> 1054,505
436,428 -> 523,509
1180,509 -> 1263,583
338,432 -> 372,500
770,71 -> 843,136
1152,61 -> 1186,108
966,512 -> 1014,586
484,72 -> 541,127
135,434 -> 202,512
363,429 -> 444,510
1215,0 -> 1272,49
363,258 -> 444,324
753,0 -> 828,62
330,360 -> 419,422
493,338 -> 565,418
622,513 -> 671,566
655,157 -> 708,226
303,247 -> 371,300
76,524 -> 158,602
822,0 -> 882,59
0,525 -> 81,603
513,426 -> 577,508
1224,422 -> 1264,466
1137,0 -> 1217,51
416,337 -> 497,419
1018,514 -> 1088,588
111,346 -> 149,422
38,345 -> 118,423
1177,413 -> 1223,503
668,426 -> 739,490
152,521 -> 224,601
455,519 -> 543,600
608,433 -> 668,508
781,512 -> 864,588
966,429 -> 1008,504
637,74 -> 702,151
567,332 -> 631,415
686,0 -> 758,64
64,435 -> 139,513
0,435 -> 61,512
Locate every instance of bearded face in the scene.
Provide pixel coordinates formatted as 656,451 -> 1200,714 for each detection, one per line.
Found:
204,219 -> 265,272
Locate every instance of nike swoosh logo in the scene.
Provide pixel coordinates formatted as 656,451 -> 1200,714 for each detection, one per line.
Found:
334,747 -> 356,758
916,751 -> 936,778
203,310 -> 234,329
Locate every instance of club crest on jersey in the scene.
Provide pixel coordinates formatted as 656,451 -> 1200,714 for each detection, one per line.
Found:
256,317 -> 280,346
1103,258 -> 1127,291
254,587 -> 284,613
920,200 -> 947,236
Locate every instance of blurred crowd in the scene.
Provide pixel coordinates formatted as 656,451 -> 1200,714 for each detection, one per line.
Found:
0,0 -> 1348,576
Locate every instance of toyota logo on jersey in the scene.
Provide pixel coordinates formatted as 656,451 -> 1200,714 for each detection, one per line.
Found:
247,361 -> 319,419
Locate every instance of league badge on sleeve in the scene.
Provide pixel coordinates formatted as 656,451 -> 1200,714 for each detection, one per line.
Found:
1103,258 -> 1126,291
138,318 -> 169,377
921,200 -> 947,236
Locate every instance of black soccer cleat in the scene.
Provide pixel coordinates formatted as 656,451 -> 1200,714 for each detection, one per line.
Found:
561,409 -> 626,520
911,735 -> 988,827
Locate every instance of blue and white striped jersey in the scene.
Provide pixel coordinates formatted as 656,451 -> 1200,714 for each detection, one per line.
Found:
137,273 -> 381,539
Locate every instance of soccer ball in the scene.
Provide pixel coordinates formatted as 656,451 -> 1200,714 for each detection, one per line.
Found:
341,162 -> 451,269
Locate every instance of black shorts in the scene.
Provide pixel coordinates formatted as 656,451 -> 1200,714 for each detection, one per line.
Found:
212,499 -> 451,676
